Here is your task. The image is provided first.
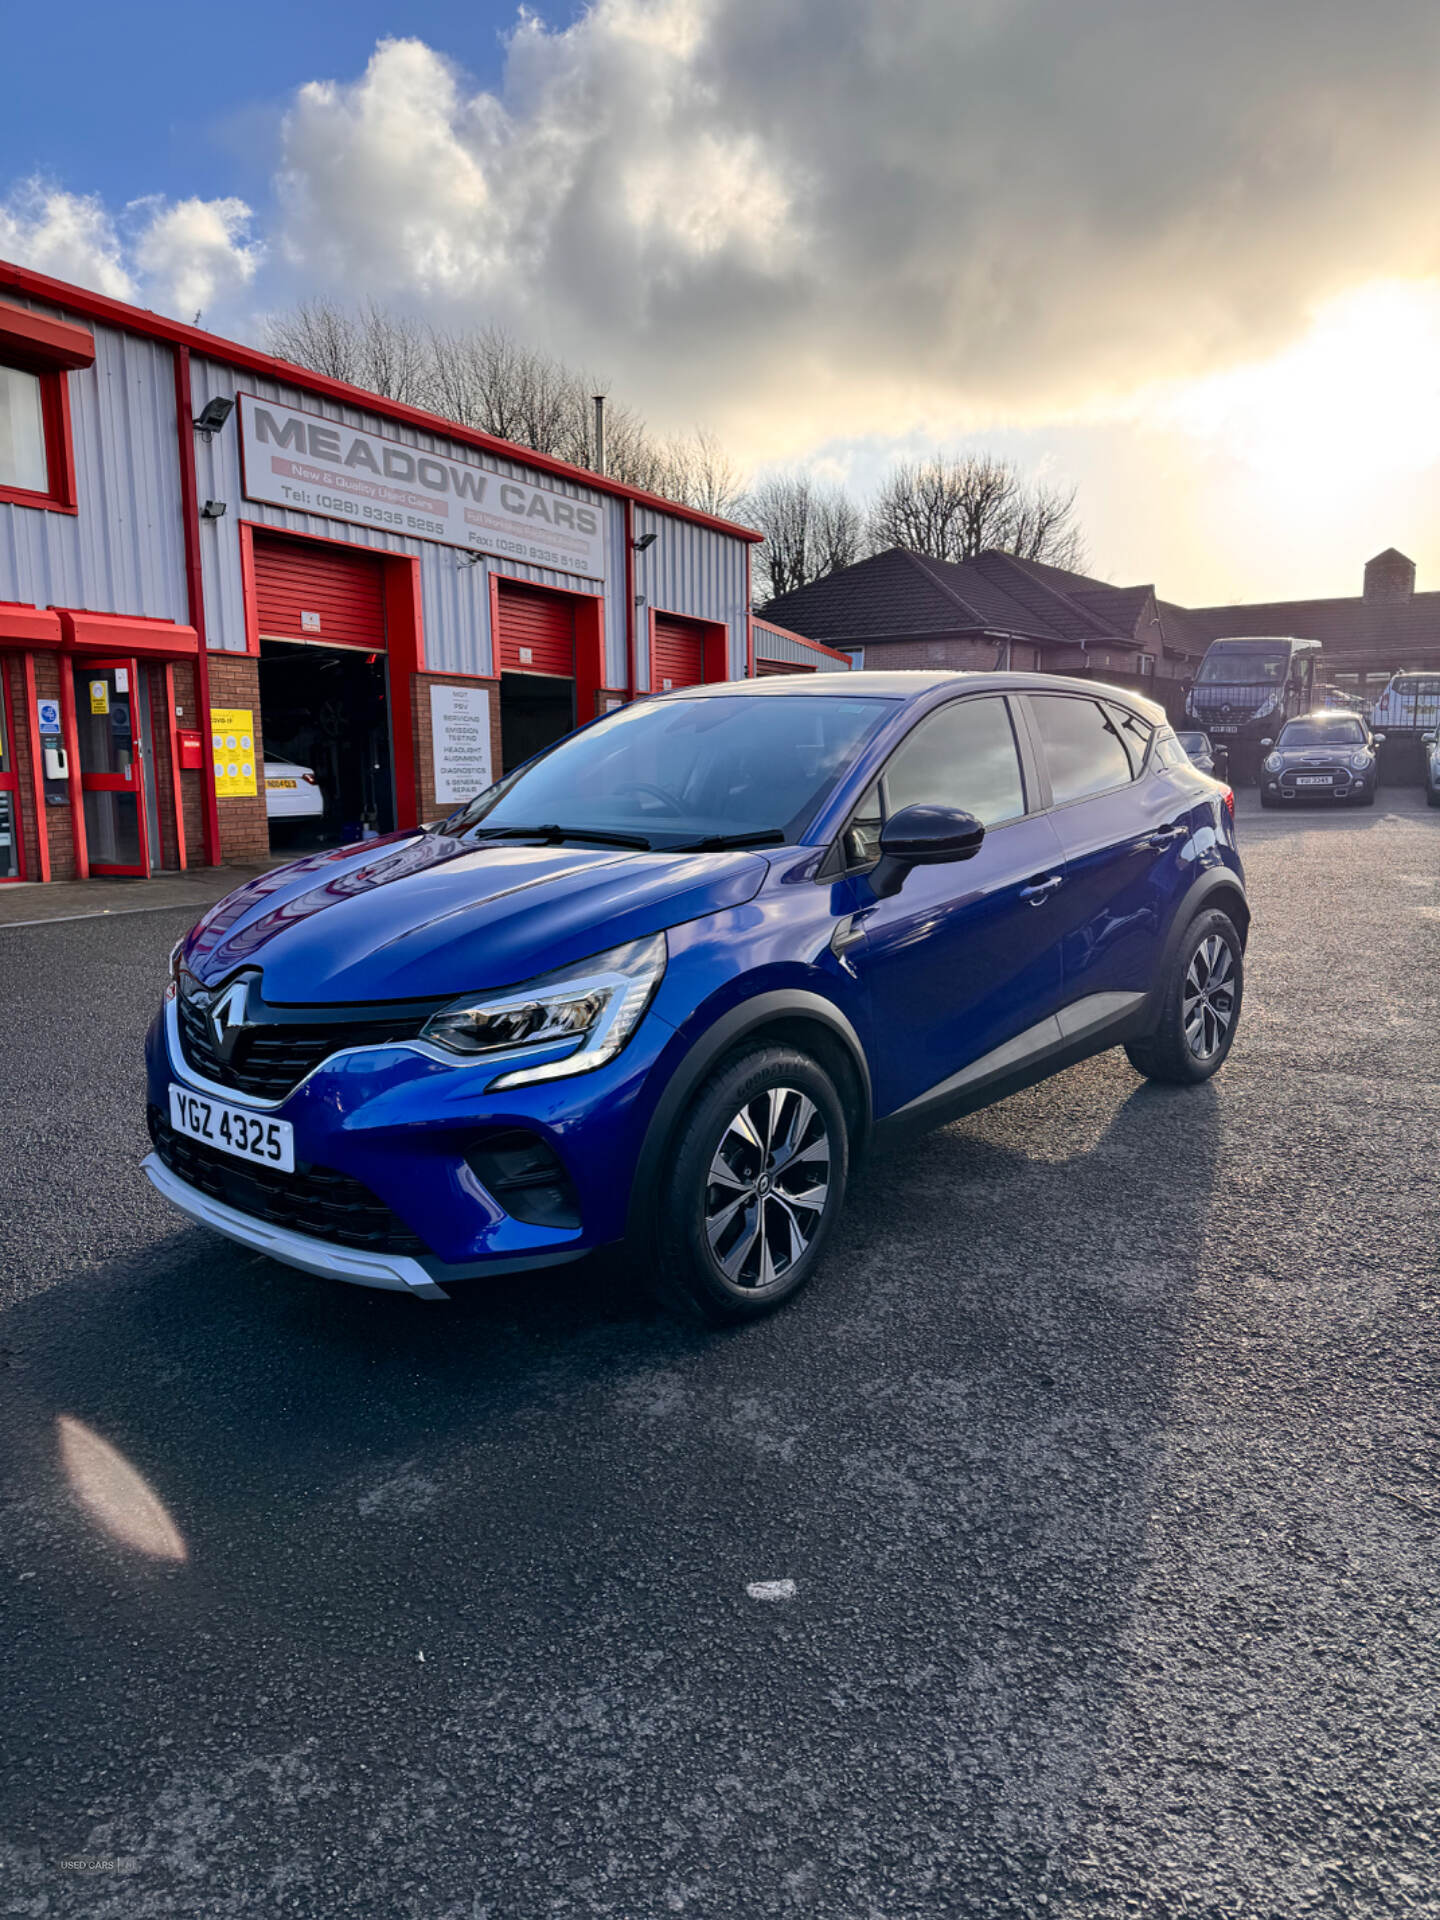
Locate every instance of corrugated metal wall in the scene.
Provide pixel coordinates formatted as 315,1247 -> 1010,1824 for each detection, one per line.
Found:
0,308 -> 188,623
0,301 -> 754,700
632,504 -> 751,691
190,356 -> 627,678
752,621 -> 852,672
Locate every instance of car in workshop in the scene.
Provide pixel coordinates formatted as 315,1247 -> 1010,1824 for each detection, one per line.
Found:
263,755 -> 324,823
145,673 -> 1248,1324
1259,711 -> 1383,807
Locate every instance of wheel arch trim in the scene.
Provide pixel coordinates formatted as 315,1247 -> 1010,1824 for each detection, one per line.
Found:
626,991 -> 872,1245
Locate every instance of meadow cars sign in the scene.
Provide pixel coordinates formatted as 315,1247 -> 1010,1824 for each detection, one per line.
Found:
238,395 -> 607,581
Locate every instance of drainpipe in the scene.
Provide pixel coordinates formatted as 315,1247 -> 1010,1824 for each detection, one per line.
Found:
623,498 -> 636,702
172,343 -> 221,866
592,395 -> 606,477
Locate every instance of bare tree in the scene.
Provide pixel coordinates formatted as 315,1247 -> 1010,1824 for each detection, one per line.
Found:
265,298 -> 746,521
265,300 -> 430,406
867,454 -> 1086,570
748,474 -> 866,602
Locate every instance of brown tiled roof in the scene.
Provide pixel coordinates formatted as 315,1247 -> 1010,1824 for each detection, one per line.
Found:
761,547 -> 1160,652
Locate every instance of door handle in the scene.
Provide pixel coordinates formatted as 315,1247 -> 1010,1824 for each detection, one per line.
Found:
1020,874 -> 1063,905
1143,822 -> 1189,850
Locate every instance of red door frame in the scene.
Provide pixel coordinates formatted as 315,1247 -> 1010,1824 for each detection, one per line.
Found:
238,521 -> 426,834
646,608 -> 730,692
73,655 -> 151,876
0,662 -> 24,881
489,569 -> 606,724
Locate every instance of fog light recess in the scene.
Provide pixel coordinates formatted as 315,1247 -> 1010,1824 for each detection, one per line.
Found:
465,1130 -> 582,1231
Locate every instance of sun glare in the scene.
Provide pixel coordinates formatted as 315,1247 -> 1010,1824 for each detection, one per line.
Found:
1164,281 -> 1440,491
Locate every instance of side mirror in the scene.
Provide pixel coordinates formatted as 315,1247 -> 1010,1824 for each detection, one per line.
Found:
868,804 -> 985,900
1373,732 -> 1386,744
1259,738 -> 1273,748
1423,733 -> 1436,746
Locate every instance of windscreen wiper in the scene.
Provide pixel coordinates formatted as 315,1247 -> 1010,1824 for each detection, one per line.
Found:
678,829 -> 787,851
469,823 -> 653,850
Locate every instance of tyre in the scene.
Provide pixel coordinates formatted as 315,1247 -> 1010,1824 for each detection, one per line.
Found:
1356,792 -> 1375,807
649,1044 -> 849,1324
1259,791 -> 1278,809
1428,785 -> 1440,809
1125,909 -> 1244,1086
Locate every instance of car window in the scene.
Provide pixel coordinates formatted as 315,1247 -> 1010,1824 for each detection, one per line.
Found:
1029,696 -> 1135,804
881,697 -> 1027,827
1105,701 -> 1155,775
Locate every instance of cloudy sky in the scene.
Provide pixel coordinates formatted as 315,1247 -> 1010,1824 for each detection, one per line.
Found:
4,0 -> 1440,604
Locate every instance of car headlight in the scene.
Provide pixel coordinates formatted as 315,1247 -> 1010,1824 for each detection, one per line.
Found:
1349,751 -> 1372,770
1264,753 -> 1283,772
421,933 -> 666,1089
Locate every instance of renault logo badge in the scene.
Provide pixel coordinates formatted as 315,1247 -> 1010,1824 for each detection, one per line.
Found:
208,978 -> 250,1062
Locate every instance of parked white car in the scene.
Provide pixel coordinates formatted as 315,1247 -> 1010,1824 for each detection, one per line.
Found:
263,758 -> 324,821
1367,673 -> 1440,732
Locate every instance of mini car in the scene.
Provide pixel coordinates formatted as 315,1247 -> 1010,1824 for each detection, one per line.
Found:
1259,711 -> 1382,807
1175,731 -> 1216,775
145,673 -> 1248,1323
263,758 -> 324,821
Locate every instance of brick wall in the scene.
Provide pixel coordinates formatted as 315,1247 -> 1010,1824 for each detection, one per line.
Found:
412,672 -> 503,819
206,652 -> 270,864
4,653 -> 43,881
858,637 -> 1008,673
31,651 -> 78,881
169,660 -> 208,864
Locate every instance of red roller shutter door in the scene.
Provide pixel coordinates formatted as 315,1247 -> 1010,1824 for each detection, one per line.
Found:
652,614 -> 706,691
496,581 -> 576,676
253,536 -> 387,650
756,657 -> 815,676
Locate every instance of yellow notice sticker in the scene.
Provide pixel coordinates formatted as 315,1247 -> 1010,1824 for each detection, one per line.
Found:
209,708 -> 258,797
89,680 -> 109,716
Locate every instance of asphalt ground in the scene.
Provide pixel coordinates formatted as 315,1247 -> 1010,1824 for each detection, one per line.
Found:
1,791 -> 1437,1918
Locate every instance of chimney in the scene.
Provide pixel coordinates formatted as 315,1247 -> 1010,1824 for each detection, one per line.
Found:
592,394 -> 607,477
1363,548 -> 1415,603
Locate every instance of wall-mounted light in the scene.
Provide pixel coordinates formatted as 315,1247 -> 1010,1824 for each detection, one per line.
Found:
459,550 -> 485,567
194,396 -> 234,439
632,532 -> 657,553
199,499 -> 227,520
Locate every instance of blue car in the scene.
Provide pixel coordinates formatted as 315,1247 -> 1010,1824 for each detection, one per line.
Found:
145,673 -> 1247,1322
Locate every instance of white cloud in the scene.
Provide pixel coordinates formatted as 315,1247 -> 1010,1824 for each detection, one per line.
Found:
0,177 -> 259,324
0,180 -> 135,301
131,197 -> 261,322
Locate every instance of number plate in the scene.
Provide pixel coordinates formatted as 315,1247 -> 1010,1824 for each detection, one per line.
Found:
168,1084 -> 294,1171
266,778 -> 297,789
1294,774 -> 1333,786
1210,725 -> 1238,734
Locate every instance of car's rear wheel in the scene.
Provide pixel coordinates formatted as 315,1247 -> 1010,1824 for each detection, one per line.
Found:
650,1044 -> 848,1323
1125,909 -> 1244,1086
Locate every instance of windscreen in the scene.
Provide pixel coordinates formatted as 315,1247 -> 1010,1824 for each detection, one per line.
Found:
1197,647 -> 1289,684
443,693 -> 896,847
1176,733 -> 1208,752
1277,717 -> 1365,746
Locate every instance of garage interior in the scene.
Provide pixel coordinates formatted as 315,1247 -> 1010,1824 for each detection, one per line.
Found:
496,579 -> 577,773
253,533 -> 395,851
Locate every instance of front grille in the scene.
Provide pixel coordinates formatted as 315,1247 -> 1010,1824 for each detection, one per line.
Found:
177,988 -> 429,1100
148,1107 -> 429,1254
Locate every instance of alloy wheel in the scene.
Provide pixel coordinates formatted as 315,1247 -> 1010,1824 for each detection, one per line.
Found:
704,1086 -> 832,1289
1183,934 -> 1236,1061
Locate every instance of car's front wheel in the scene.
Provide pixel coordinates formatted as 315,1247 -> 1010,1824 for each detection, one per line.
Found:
650,1044 -> 849,1323
1125,909 -> 1244,1086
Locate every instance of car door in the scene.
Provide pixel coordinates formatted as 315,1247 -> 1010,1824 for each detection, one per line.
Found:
1018,693 -> 1190,1010
840,694 -> 1069,1117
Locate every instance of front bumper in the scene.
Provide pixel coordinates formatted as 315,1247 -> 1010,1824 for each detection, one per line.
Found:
145,985 -> 679,1289
1263,770 -> 1373,801
142,1152 -> 583,1298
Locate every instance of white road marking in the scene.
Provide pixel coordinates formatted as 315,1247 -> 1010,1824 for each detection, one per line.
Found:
746,1579 -> 797,1602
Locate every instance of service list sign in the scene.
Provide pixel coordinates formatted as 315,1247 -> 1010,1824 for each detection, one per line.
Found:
238,394 -> 607,581
429,684 -> 493,807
